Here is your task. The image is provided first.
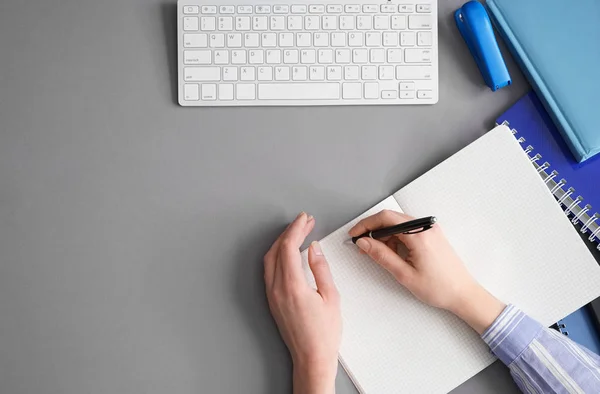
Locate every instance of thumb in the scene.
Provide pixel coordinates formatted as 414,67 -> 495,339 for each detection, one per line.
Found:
356,238 -> 414,285
308,241 -> 338,301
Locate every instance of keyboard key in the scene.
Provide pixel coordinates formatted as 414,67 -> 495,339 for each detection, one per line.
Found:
398,4 -> 414,13
183,6 -> 199,14
291,5 -> 307,13
201,5 -> 217,14
310,66 -> 325,80
237,5 -> 253,14
408,15 -> 432,29
284,49 -> 299,63
240,66 -> 255,80
305,15 -> 319,30
214,50 -> 229,64
184,33 -> 208,48
400,82 -> 415,90
258,66 -> 273,81
374,15 -> 389,30
227,33 -> 242,47
331,32 -> 346,47
348,32 -> 363,46
262,33 -> 277,47
301,49 -> 316,63
379,65 -> 394,80
184,50 -> 211,64
292,66 -> 308,80
288,16 -> 303,30
370,48 -> 385,63
340,15 -> 355,30
218,16 -> 233,31
253,16 -> 268,30
270,16 -> 285,30
201,83 -> 217,100
383,32 -> 398,46
220,6 -> 235,14
363,4 -> 377,13
417,90 -> 433,99
366,32 -> 381,47
357,15 -> 372,30
223,67 -> 238,81
343,82 -> 361,99
352,48 -> 368,63
273,5 -> 289,13
327,5 -> 343,13
184,67 -> 220,81
364,82 -> 378,99
201,17 -> 216,31
219,84 -> 234,100
416,4 -> 431,13
387,48 -> 402,63
275,66 -> 290,80
344,65 -> 359,80
296,32 -> 312,46
236,83 -> 256,99
400,90 -> 415,98
256,5 -> 271,13
314,32 -> 329,46
362,65 -> 377,80
258,83 -> 340,99
345,5 -> 361,13
417,31 -> 432,46
381,90 -> 397,99
327,65 -> 342,80
391,15 -> 407,30
401,31 -> 416,46
309,5 -> 325,13
395,65 -> 432,79
335,48 -> 350,63
279,32 -> 294,47
404,48 -> 432,62
266,49 -> 282,64
184,17 -> 199,31
244,33 -> 259,47
322,15 -> 337,30
184,83 -> 199,100
249,49 -> 265,64
232,49 -> 247,64
209,33 -> 225,47
381,4 -> 396,13
318,49 -> 333,63
236,16 -> 251,30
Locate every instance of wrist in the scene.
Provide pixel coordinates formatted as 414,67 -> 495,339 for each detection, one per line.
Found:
449,282 -> 506,335
293,359 -> 337,394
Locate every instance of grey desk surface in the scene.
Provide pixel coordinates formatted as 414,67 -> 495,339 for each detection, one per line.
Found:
0,0 -> 542,393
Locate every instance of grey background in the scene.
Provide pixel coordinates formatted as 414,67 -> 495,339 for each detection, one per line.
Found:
1,0 -> 595,393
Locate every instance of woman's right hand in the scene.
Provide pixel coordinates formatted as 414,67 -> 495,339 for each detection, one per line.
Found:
348,210 -> 506,334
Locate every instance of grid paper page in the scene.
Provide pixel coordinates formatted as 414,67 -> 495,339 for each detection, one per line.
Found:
302,196 -> 496,393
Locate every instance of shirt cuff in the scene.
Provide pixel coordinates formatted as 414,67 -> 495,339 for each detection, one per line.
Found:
480,304 -> 543,365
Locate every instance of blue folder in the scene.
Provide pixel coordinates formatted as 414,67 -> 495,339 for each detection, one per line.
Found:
497,91 -> 600,353
487,0 -> 600,162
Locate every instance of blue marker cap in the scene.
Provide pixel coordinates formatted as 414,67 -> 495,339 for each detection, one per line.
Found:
455,1 -> 511,91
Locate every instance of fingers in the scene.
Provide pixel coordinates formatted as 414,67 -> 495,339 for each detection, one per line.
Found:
308,241 -> 338,301
355,237 -> 414,286
274,212 -> 315,287
349,210 -> 415,237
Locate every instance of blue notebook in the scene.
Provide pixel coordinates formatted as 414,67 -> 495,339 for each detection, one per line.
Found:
498,91 -> 600,354
487,0 -> 600,162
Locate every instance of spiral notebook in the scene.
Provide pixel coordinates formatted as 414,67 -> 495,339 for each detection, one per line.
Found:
300,125 -> 600,393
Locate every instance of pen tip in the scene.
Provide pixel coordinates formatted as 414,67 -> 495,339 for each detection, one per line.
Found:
343,239 -> 354,245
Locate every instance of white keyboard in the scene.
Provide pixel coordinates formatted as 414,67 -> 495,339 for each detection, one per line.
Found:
177,0 -> 438,106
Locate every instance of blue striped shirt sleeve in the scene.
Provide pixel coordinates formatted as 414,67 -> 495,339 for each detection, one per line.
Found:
481,304 -> 600,393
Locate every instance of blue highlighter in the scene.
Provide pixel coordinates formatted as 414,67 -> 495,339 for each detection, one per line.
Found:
455,1 -> 511,91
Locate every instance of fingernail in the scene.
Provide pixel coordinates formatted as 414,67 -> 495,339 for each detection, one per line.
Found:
297,211 -> 306,219
356,238 -> 370,252
311,241 -> 323,256
307,214 -> 314,221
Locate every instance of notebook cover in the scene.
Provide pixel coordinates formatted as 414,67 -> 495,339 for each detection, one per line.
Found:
487,0 -> 600,162
497,91 -> 600,353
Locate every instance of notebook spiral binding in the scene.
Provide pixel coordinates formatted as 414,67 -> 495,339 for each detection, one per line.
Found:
498,120 -> 600,251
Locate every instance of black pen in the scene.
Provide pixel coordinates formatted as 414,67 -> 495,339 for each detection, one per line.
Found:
344,216 -> 437,245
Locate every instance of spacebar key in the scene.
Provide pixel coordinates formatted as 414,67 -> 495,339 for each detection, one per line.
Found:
258,83 -> 340,100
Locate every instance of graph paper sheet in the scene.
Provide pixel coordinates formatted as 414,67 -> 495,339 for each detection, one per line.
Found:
302,126 -> 600,393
